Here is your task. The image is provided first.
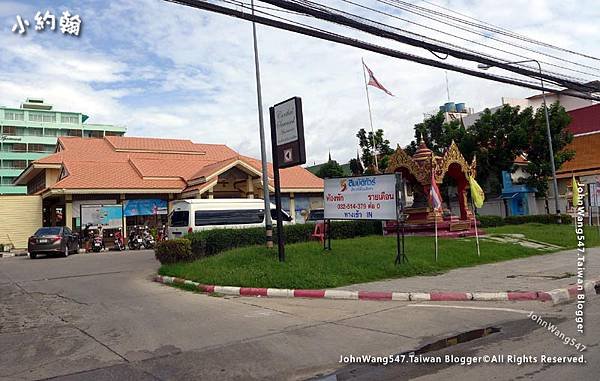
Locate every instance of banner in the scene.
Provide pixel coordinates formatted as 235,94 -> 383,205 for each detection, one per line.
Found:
81,205 -> 123,229
324,174 -> 397,220
123,199 -> 168,216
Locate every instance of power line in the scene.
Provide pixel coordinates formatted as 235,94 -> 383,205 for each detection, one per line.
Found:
261,0 -> 599,93
339,0 -> 597,80
415,0 -> 600,62
163,0 -> 600,101
378,0 -> 600,75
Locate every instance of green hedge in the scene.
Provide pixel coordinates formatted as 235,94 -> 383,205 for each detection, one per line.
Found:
185,220 -> 383,260
478,214 -> 572,227
155,239 -> 192,264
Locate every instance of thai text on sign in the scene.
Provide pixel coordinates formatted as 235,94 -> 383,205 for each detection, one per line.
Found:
324,174 -> 397,220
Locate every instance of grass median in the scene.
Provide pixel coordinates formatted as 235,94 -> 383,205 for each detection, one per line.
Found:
158,223 -> 600,290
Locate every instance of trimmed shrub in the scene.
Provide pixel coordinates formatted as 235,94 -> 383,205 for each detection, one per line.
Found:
155,238 -> 192,264
477,213 -> 572,227
477,215 -> 505,228
503,214 -> 572,225
185,220 -> 383,259
189,227 -> 265,257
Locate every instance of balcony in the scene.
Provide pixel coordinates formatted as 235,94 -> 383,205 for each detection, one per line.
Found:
0,185 -> 27,195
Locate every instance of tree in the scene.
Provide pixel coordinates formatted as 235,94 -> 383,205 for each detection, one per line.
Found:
407,103 -> 574,200
356,128 -> 395,173
468,105 -> 530,194
523,102 -> 574,208
349,156 -> 364,176
316,159 -> 344,178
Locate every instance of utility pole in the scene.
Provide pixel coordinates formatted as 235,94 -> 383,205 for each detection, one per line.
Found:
251,0 -> 273,247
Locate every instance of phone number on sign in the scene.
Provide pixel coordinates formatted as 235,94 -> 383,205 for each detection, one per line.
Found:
336,203 -> 382,210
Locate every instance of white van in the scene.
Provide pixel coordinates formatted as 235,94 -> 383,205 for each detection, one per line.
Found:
167,199 -> 292,239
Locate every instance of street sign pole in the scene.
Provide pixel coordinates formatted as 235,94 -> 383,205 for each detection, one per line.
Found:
269,97 -> 307,262
394,173 -> 408,265
269,107 -> 286,262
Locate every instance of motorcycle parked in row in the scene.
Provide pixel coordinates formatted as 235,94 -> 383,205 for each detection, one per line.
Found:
157,225 -> 168,242
128,226 -> 143,250
92,228 -> 104,253
142,226 -> 155,249
112,228 -> 125,251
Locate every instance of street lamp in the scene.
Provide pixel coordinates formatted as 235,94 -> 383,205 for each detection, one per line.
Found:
478,60 -> 562,223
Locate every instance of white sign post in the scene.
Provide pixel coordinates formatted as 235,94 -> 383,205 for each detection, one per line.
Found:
324,174 -> 398,220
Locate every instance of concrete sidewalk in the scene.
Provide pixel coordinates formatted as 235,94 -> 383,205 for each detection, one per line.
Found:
338,247 -> 598,293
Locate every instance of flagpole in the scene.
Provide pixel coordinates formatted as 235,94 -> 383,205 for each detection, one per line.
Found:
361,58 -> 378,171
471,199 -> 481,257
434,208 -> 439,262
431,155 -> 438,262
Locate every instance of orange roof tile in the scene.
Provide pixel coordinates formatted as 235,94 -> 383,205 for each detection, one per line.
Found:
241,155 -> 324,190
105,136 -> 206,153
28,136 -> 322,193
53,161 -> 185,189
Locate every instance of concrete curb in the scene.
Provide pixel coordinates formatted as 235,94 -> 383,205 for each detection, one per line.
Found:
155,275 -> 600,305
0,251 -> 28,258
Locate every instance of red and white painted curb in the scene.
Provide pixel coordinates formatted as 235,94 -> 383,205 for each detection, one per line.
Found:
154,275 -> 600,305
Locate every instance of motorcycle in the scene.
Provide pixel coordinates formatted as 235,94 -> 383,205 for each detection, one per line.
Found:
92,233 -> 104,252
157,225 -> 168,242
113,229 -> 125,251
127,226 -> 142,250
141,226 -> 155,249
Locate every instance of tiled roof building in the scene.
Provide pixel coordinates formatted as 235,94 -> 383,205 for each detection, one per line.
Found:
15,136 -> 323,229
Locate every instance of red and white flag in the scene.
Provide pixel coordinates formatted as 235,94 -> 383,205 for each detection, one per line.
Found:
363,61 -> 394,96
430,170 -> 443,210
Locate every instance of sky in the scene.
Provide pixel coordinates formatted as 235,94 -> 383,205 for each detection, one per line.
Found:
1,0 -> 599,166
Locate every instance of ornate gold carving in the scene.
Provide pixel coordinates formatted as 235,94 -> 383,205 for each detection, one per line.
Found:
386,141 -> 477,186
385,146 -> 426,184
439,141 -> 471,179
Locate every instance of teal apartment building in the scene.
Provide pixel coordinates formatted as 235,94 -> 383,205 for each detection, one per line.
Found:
0,98 -> 126,194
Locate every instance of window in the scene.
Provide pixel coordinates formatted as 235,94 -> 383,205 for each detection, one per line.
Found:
11,143 -> 26,152
86,130 -> 103,138
28,171 -> 45,194
1,177 -> 15,185
34,227 -> 62,236
26,128 -> 43,136
44,129 -> 58,137
29,112 -> 44,122
169,211 -> 189,227
67,129 -> 81,137
42,113 -> 56,123
4,111 -> 24,121
194,209 -> 265,226
28,144 -> 46,153
271,209 -> 293,221
5,160 -> 26,169
61,114 -> 78,124
2,126 -> 16,135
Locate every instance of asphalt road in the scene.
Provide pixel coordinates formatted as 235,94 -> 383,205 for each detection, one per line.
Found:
0,250 -> 597,380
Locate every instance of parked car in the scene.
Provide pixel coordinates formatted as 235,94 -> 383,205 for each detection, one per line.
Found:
28,227 -> 79,259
